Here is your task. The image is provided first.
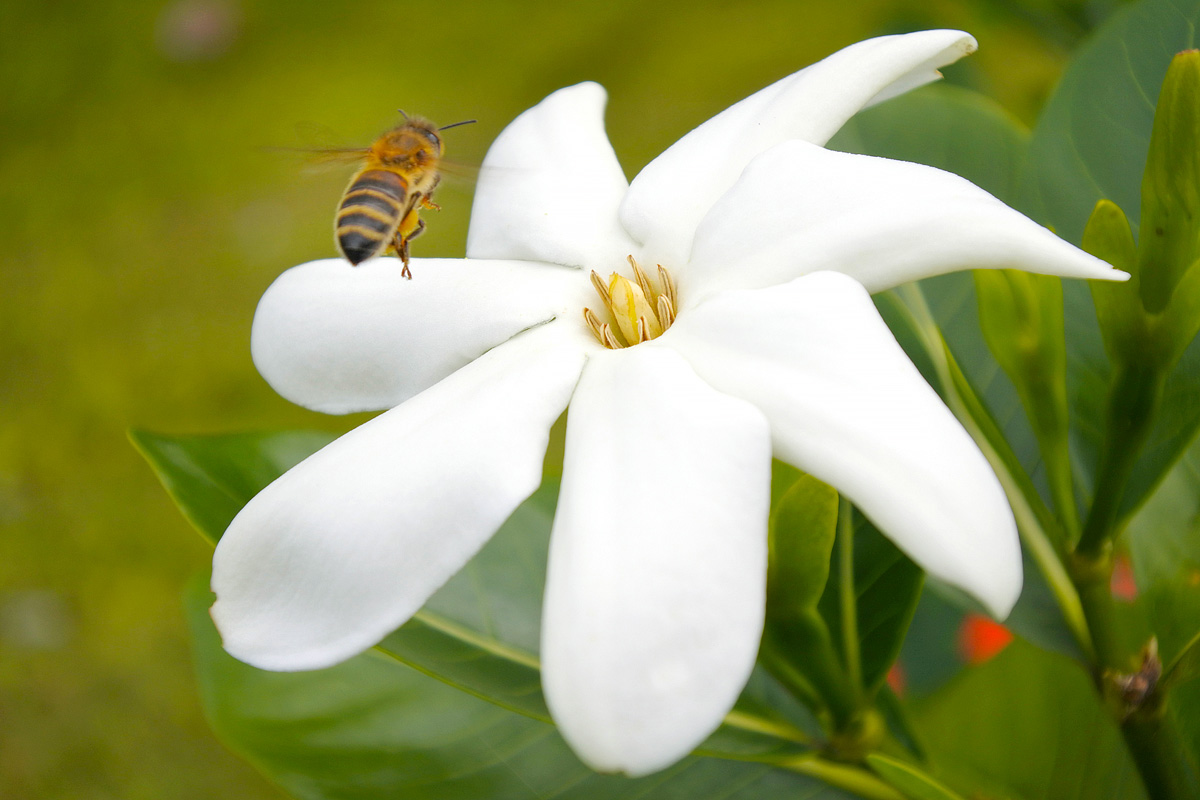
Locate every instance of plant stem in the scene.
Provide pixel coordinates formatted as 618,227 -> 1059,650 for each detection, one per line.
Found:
1069,549 -> 1124,673
1121,708 -> 1200,800
1037,400 -> 1082,543
1077,363 -> 1164,556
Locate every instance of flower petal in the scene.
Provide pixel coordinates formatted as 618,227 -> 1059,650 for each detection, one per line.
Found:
211,322 -> 586,671
251,256 -> 579,414
466,82 -> 637,270
683,140 -> 1124,303
664,272 -> 1021,617
541,347 -> 771,777
620,30 -> 977,266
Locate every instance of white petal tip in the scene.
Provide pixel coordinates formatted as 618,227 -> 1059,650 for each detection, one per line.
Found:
209,594 -> 377,673
982,573 -> 1023,621
952,529 -> 1023,621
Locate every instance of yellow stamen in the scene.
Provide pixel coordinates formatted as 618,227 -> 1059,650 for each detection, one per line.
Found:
656,294 -> 675,328
629,255 -> 655,302
657,264 -> 677,309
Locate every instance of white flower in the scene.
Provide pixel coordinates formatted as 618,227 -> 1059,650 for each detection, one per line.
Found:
212,30 -> 1124,777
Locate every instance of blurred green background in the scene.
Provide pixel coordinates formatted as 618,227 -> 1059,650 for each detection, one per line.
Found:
0,0 -> 1127,797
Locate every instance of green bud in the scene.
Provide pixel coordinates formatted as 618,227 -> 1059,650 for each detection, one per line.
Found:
1139,50 -> 1200,314
976,269 -> 1076,532
1083,199 -> 1141,363
976,269 -> 1065,380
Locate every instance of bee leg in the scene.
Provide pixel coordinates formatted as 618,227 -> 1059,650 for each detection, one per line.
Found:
421,177 -> 442,211
392,218 -> 426,280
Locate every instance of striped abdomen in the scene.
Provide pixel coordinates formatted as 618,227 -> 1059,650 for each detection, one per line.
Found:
335,169 -> 409,265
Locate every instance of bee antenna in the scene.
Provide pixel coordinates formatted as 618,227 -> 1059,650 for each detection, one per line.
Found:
396,109 -> 409,120
438,119 -> 477,131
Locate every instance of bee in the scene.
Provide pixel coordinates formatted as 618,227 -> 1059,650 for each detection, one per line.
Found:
334,114 -> 473,279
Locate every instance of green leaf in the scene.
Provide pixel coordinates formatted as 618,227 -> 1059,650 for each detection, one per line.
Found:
912,640 -> 1148,800
829,83 -> 1029,203
1022,0 -> 1200,243
873,685 -> 926,761
1124,437 -> 1200,764
761,473 -> 859,724
1163,631 -> 1200,691
184,577 -> 856,800
866,754 -> 966,800
130,428 -> 337,544
1021,0 -> 1200,522
768,474 -> 839,614
1120,428 -> 1200,660
141,431 -> 822,775
819,512 -> 924,696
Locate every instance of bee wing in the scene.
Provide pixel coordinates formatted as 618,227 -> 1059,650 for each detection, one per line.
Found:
436,160 -> 525,190
262,145 -> 370,174
437,158 -> 481,181
264,121 -> 372,172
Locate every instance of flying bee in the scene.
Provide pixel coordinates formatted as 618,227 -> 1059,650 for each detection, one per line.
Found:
333,114 -> 474,279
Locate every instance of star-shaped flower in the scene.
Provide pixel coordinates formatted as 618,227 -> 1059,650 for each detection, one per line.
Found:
212,30 -> 1123,777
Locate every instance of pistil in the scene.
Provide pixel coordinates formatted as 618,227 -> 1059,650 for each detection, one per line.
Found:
583,257 -> 677,349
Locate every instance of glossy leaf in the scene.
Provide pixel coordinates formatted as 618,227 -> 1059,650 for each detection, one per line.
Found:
866,754 -> 966,800
874,685 -> 926,761
818,511 -> 924,695
1022,0 -> 1200,522
760,474 -> 857,723
912,640 -> 1147,800
136,431 -> 823,775
185,577 -> 852,800
829,83 -> 1029,204
1163,631 -> 1200,692
1124,438 -> 1200,763
1022,0 -> 1200,243
767,474 -> 839,614
131,428 -> 337,545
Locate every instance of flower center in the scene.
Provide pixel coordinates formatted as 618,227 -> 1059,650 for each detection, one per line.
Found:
583,256 -> 678,348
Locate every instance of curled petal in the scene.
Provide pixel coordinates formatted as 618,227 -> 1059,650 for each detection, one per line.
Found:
467,82 -> 637,270
684,141 -> 1124,303
212,322 -> 586,671
542,347 -> 771,777
664,272 -> 1022,617
251,257 -> 578,414
621,30 -> 977,266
